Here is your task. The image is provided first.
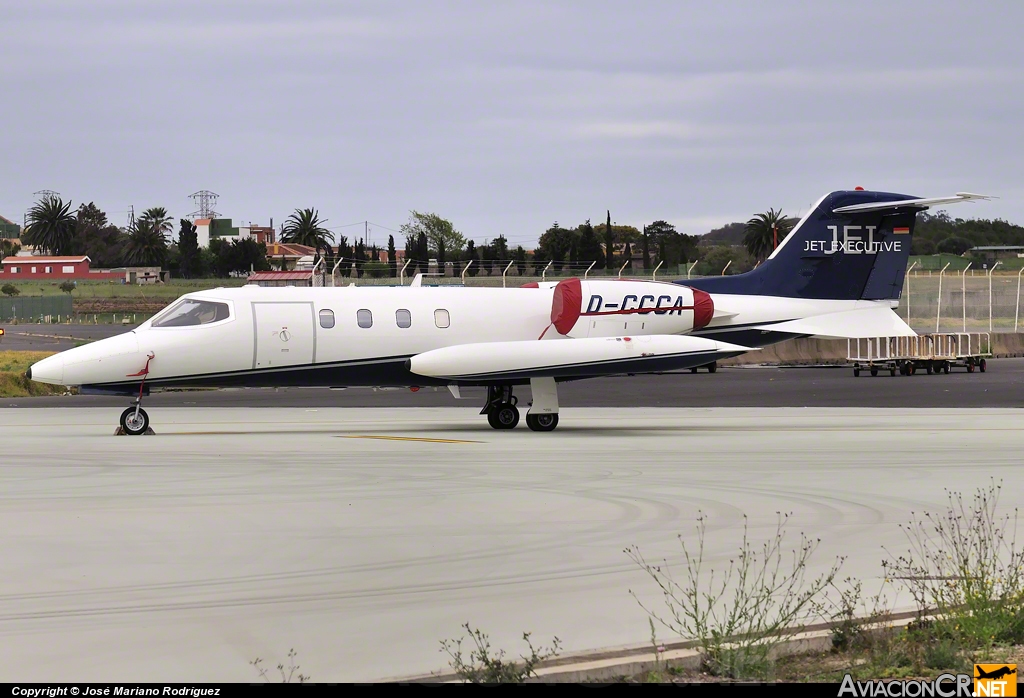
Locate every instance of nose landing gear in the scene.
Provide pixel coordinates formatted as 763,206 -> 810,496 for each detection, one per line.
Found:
116,352 -> 155,436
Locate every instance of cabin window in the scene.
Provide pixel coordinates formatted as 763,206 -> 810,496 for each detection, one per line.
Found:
62,266 -> 75,273
434,309 -> 450,328
45,266 -> 52,273
152,299 -> 230,327
396,309 -> 412,328
357,309 -> 373,328
319,309 -> 335,329
31,267 -> 37,273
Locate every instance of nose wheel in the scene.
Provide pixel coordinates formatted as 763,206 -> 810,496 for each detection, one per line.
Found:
119,405 -> 150,436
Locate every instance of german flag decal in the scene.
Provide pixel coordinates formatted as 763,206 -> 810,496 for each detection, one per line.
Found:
893,226 -> 910,234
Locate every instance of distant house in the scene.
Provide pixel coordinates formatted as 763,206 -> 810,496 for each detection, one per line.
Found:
265,243 -> 318,270
0,256 -> 168,283
193,219 -> 277,248
246,270 -> 313,287
968,246 -> 1024,265
0,256 -> 102,279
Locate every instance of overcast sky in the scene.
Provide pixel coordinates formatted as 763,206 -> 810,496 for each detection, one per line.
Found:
2,1 -> 1021,247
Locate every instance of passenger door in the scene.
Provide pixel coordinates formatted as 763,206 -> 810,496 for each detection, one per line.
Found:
253,302 -> 316,369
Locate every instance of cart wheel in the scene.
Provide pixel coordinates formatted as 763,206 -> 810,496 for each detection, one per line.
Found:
853,367 -> 860,377
890,366 -> 897,377
907,363 -> 916,376
925,363 -> 933,375
979,358 -> 987,373
967,361 -> 975,373
943,362 -> 950,374
870,367 -> 878,377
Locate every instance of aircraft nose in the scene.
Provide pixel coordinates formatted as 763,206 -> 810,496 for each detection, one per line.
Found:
28,353 -> 65,385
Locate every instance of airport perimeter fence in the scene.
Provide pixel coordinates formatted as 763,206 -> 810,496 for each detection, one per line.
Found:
0,295 -> 73,322
332,264 -> 1024,335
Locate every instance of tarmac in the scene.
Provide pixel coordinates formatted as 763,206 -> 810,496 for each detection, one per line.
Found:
1,406 -> 1022,681
6,357 -> 1024,409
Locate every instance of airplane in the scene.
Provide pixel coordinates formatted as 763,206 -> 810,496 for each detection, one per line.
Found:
975,666 -> 1016,681
26,188 -> 991,434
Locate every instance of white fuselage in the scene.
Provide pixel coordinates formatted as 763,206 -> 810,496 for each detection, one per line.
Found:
27,282 -> 898,390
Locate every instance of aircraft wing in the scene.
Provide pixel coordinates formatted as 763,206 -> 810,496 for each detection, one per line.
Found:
752,306 -> 915,339
408,334 -> 755,381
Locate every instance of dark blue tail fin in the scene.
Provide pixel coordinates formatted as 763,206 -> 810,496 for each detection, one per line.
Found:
680,190 -> 920,300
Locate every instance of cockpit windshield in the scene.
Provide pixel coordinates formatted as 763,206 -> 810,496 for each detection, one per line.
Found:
151,299 -> 230,328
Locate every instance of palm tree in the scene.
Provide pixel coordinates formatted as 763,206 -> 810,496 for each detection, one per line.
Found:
138,207 -> 174,242
281,208 -> 334,258
23,195 -> 76,255
123,219 -> 168,267
744,208 -> 793,263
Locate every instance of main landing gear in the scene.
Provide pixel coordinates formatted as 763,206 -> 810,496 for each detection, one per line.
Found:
481,378 -> 560,432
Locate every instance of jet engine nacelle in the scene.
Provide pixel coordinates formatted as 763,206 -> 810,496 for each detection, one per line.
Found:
549,278 -> 713,338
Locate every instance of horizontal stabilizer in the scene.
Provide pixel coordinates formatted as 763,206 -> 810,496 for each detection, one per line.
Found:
753,306 -> 915,339
832,192 -> 993,214
408,335 -> 755,381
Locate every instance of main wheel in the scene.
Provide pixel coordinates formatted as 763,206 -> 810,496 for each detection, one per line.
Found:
526,413 -> 559,432
488,403 -> 519,430
120,407 -> 149,436
979,358 -> 987,373
690,367 -> 698,374
706,361 -> 718,374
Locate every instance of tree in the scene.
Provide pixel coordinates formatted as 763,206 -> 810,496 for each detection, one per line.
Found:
59,280 -> 76,295
492,234 -> 509,262
177,219 -> 200,278
621,242 -> 633,271
647,220 -> 698,268
71,203 -> 124,268
281,208 -> 334,257
744,208 -> 793,263
23,195 -> 76,255
2,283 -> 20,297
513,245 -> 528,275
387,234 -> 397,277
937,236 -> 973,255
336,234 -> 352,277
603,210 -> 614,269
138,207 -> 174,242
0,239 -> 20,261
123,220 -> 168,267
576,220 -> 604,268
400,211 -> 465,260
537,223 -> 576,274
230,238 -> 271,275
416,231 -> 429,275
354,238 -> 366,278
463,240 -> 479,277
641,225 -> 651,270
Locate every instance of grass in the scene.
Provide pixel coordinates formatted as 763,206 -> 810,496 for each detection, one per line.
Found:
0,351 -> 68,397
4,278 -> 248,299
